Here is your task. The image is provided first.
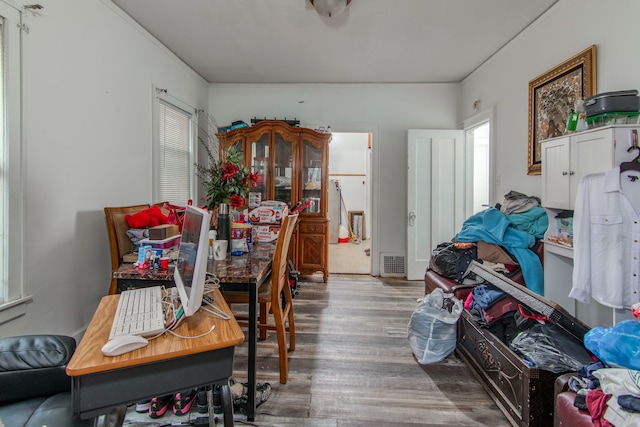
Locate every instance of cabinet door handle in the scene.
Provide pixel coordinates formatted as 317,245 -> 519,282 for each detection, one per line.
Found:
569,171 -> 575,175
562,171 -> 568,176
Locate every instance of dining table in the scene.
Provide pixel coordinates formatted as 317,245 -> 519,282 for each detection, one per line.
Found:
112,241 -> 276,421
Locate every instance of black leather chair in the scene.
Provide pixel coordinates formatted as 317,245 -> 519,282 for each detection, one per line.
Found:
0,334 -> 126,427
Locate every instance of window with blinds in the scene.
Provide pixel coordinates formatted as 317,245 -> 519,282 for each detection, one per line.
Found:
157,100 -> 193,206
1,2 -> 27,316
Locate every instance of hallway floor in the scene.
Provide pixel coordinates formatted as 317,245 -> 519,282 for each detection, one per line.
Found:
328,238 -> 371,274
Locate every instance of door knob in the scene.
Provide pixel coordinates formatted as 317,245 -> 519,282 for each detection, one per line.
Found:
409,211 -> 416,227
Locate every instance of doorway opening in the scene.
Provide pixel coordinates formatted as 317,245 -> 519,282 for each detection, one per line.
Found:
465,121 -> 491,216
327,132 -> 372,275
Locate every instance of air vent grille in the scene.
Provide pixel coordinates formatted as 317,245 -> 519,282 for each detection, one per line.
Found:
379,253 -> 406,277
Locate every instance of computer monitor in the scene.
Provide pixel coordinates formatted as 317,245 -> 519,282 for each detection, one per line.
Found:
173,205 -> 211,317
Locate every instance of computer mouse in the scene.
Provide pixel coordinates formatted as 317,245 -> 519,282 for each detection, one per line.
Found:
101,334 -> 149,357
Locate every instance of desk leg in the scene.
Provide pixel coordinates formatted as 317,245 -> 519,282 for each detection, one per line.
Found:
205,385 -> 234,427
221,384 -> 234,427
247,283 -> 257,421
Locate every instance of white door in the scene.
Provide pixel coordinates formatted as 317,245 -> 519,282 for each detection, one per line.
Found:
407,130 -> 465,280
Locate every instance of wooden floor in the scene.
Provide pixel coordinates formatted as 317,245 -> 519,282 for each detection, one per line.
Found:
123,274 -> 511,426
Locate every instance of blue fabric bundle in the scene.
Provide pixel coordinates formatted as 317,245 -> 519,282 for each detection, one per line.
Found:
455,207 -> 544,295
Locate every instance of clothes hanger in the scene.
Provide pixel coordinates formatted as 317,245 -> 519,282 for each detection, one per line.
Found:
620,146 -> 640,172
620,130 -> 640,172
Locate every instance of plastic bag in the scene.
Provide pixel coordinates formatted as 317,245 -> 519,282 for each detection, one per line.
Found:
407,288 -> 463,364
163,202 -> 186,232
584,320 -> 640,370
429,242 -> 458,278
509,323 -> 593,373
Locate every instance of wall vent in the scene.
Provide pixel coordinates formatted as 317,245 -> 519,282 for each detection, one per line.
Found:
379,253 -> 406,277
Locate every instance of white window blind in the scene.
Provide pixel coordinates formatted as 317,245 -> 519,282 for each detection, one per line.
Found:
158,100 -> 192,206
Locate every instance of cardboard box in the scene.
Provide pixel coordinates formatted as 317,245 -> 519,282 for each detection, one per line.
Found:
248,203 -> 288,224
149,224 -> 180,240
252,224 -> 281,242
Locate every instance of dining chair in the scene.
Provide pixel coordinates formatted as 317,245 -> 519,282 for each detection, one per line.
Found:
222,213 -> 299,384
104,203 -> 169,295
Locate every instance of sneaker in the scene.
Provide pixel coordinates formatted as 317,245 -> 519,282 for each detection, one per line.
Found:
135,399 -> 151,413
233,382 -> 272,415
148,395 -> 173,419
173,389 -> 197,416
197,388 -> 209,414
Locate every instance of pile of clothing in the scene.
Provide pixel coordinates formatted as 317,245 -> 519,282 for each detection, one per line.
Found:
563,320 -> 640,426
429,190 -> 547,295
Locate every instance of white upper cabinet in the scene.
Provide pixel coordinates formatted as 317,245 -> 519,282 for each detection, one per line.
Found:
542,125 -> 640,210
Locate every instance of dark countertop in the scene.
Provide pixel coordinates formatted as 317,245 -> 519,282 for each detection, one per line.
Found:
113,242 -> 276,288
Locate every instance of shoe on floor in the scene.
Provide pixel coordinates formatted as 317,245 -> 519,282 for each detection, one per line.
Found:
197,387 -> 209,414
148,395 -> 173,419
135,399 -> 151,413
173,389 -> 198,416
233,382 -> 272,415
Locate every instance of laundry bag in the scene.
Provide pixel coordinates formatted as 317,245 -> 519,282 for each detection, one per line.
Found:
407,288 -> 463,364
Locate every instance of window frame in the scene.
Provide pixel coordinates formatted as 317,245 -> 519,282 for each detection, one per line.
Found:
151,85 -> 198,206
0,1 -> 30,325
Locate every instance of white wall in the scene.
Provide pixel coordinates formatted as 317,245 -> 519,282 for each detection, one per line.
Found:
460,0 -> 640,202
0,0 -> 209,337
209,83 -> 460,275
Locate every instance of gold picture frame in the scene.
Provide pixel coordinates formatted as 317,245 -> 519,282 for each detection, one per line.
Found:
527,45 -> 597,175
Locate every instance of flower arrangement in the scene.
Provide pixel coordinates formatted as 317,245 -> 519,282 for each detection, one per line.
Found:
196,145 -> 257,210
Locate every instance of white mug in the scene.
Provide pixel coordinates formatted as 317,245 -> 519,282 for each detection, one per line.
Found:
213,240 -> 228,260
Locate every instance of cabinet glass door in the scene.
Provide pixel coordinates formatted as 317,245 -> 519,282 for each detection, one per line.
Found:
301,139 -> 323,214
251,133 -> 269,204
219,132 -> 244,155
274,132 -> 293,205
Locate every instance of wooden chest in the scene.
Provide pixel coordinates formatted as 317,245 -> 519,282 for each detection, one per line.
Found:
456,262 -> 590,427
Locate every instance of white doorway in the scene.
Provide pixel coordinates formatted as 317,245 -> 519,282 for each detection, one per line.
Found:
465,121 -> 491,216
406,111 -> 493,280
406,129 -> 465,280
328,132 -> 372,274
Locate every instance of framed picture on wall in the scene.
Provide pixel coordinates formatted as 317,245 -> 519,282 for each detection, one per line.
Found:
527,45 -> 597,175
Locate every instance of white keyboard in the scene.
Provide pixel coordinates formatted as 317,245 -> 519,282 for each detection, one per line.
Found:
109,286 -> 165,340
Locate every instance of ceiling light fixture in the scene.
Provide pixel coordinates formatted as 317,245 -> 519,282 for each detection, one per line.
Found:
310,0 -> 352,17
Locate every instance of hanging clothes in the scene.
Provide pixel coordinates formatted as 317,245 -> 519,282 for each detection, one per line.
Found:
571,168 -> 640,309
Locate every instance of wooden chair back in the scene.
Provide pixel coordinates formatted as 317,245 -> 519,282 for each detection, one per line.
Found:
104,203 -> 169,294
104,204 -> 151,272
271,213 -> 299,302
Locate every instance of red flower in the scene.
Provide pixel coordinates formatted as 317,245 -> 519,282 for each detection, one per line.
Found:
229,194 -> 244,208
249,172 -> 258,185
222,163 -> 238,181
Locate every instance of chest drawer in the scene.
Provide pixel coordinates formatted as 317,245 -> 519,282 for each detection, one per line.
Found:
457,311 -> 557,426
299,222 -> 325,234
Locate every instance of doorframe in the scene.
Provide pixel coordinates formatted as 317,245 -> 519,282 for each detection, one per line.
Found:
307,122 -> 380,276
462,106 -> 495,210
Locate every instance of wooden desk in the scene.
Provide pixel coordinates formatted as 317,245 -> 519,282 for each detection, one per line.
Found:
110,242 -> 276,421
67,288 -> 243,426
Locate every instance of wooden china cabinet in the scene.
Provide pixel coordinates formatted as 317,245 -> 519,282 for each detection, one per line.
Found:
216,120 -> 331,282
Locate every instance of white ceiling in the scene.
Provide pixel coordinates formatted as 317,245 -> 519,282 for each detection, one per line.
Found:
111,0 -> 558,84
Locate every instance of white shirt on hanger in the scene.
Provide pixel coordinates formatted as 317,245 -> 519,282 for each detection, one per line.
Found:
571,167 -> 640,309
